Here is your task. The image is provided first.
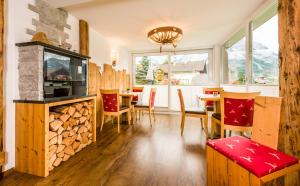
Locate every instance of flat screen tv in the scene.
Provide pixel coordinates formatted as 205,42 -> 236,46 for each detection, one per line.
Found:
44,51 -> 71,81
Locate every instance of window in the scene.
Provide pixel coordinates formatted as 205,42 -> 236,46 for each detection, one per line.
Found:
222,1 -> 278,85
252,15 -> 278,84
135,55 -> 169,85
170,53 -> 209,85
226,37 -> 246,84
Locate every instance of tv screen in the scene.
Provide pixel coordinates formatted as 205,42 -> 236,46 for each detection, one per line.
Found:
45,51 -> 71,81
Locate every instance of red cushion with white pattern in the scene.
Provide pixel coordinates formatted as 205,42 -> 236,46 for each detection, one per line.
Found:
224,98 -> 254,126
207,136 -> 298,177
102,94 -> 118,112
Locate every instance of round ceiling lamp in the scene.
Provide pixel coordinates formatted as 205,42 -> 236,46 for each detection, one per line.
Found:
147,26 -> 183,52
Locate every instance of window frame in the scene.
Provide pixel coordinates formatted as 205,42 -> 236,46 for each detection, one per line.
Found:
132,49 -> 214,86
222,0 -> 279,86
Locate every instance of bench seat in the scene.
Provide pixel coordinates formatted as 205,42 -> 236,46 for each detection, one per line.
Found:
207,136 -> 298,177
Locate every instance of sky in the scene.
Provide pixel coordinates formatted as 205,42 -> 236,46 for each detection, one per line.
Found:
253,15 -> 278,52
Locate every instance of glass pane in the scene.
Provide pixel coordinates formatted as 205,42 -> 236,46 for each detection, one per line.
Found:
252,15 -> 278,84
134,55 -> 169,108
170,53 -> 209,85
226,37 -> 246,84
135,55 -> 169,85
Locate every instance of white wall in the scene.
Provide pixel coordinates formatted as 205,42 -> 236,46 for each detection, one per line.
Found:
4,0 -> 130,171
5,0 -> 37,171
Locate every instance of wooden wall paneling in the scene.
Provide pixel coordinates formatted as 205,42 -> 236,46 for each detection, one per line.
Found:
278,0 -> 300,185
79,20 -> 89,56
88,62 -> 97,94
0,0 -> 4,170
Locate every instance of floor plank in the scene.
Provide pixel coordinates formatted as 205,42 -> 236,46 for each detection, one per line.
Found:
0,114 -> 207,186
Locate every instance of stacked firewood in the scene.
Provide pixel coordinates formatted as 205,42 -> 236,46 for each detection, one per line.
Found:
48,101 -> 94,171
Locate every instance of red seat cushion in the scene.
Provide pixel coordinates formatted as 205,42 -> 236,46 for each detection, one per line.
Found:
207,136 -> 298,177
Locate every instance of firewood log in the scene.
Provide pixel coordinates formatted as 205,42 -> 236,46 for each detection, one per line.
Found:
88,133 -> 93,138
69,130 -> 75,137
64,146 -> 75,155
48,148 -> 56,158
62,154 -> 70,161
57,135 -> 63,145
71,134 -> 77,142
75,103 -> 83,111
80,108 -> 85,115
62,137 -> 73,146
49,144 -> 58,152
50,112 -> 61,119
67,126 -> 72,131
83,109 -> 89,116
76,134 -> 82,141
73,112 -> 82,118
52,106 -> 69,114
85,121 -> 91,130
83,102 -> 88,107
56,144 -> 65,153
53,158 -> 62,167
78,126 -> 88,133
60,114 -> 70,123
88,140 -> 92,145
49,131 -> 58,139
57,151 -> 64,158
82,135 -> 89,144
57,127 -> 64,135
63,121 -> 70,130
49,114 -> 55,123
49,136 -> 58,145
62,131 -> 70,138
79,117 -> 87,124
50,120 -> 63,131
68,118 -> 77,126
49,166 -> 54,171
68,106 -> 76,116
49,154 -> 57,166
72,141 -> 80,150
73,126 -> 79,133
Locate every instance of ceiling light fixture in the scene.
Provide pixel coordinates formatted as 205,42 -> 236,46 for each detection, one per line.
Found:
147,26 -> 183,52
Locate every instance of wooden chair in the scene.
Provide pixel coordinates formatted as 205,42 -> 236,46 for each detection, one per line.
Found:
131,86 -> 144,120
178,89 -> 208,137
135,88 -> 156,126
207,96 -> 300,186
214,91 -> 260,138
203,87 -> 223,112
100,89 -> 131,133
132,86 -> 144,103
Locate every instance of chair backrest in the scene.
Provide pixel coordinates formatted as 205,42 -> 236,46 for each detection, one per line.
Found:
252,96 -> 282,149
100,89 -> 120,112
149,88 -> 156,109
132,87 -> 144,102
132,87 -> 144,92
177,89 -> 185,113
203,87 -> 224,106
221,91 -> 260,127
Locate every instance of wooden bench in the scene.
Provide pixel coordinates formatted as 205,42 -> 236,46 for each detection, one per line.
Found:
206,96 -> 300,186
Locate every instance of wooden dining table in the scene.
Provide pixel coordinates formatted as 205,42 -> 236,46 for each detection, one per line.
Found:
197,94 -> 221,112
120,92 -> 140,124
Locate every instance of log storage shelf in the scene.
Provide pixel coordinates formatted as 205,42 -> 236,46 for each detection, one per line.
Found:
14,96 -> 97,177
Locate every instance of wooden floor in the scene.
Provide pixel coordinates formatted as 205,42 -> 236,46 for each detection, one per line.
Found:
0,114 -> 207,186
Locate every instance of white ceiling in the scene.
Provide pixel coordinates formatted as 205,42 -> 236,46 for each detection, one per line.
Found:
47,0 -> 266,51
